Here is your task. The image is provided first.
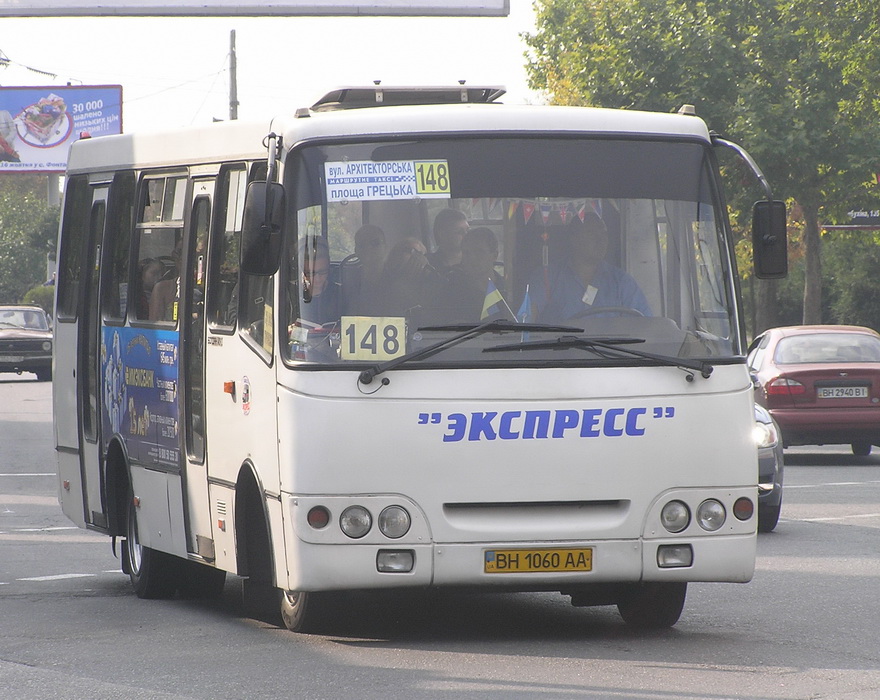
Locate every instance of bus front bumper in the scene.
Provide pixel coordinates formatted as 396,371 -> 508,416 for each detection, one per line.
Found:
281,534 -> 755,592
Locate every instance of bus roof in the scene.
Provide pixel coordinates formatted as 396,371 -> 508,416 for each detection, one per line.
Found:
66,102 -> 713,174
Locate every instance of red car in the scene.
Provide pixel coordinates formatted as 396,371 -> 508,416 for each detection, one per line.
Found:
748,325 -> 880,455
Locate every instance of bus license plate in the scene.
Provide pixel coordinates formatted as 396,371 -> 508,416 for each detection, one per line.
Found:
484,548 -> 592,573
818,386 -> 868,399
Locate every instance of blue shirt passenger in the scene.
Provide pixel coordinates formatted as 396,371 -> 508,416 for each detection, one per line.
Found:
527,212 -> 651,323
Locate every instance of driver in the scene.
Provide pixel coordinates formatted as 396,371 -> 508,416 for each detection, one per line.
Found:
528,212 -> 651,322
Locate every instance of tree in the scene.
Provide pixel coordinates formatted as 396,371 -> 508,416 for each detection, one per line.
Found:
525,0 -> 880,329
0,174 -> 58,303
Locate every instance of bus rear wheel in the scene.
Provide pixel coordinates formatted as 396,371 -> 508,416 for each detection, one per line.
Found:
124,492 -> 177,599
617,582 -> 687,629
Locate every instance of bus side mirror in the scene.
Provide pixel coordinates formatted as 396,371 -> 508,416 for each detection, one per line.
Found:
752,200 -> 787,279
241,181 -> 284,276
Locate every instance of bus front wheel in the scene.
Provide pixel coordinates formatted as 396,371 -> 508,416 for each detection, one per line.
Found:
617,582 -> 687,629
280,590 -> 331,633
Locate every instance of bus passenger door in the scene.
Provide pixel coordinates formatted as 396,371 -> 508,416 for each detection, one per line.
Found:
79,185 -> 109,528
201,163 -> 281,575
181,177 -> 215,559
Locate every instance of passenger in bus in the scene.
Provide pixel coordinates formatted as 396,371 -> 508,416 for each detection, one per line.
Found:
372,237 -> 446,323
427,208 -> 469,273
439,227 -> 511,322
292,236 -> 338,326
136,258 -> 164,319
527,212 -> 651,323
149,240 -> 183,322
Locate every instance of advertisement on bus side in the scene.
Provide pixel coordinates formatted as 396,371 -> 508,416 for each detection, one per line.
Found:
101,327 -> 180,469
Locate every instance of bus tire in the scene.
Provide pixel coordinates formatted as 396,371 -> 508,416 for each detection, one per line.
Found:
124,491 -> 177,600
758,503 -> 781,533
617,582 -> 687,629
280,590 -> 328,633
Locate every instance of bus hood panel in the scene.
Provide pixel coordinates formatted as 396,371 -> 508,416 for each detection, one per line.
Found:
276,366 -> 756,543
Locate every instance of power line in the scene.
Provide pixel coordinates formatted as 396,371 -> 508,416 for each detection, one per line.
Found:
0,48 -> 59,80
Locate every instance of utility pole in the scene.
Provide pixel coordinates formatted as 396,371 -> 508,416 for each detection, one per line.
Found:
229,30 -> 239,121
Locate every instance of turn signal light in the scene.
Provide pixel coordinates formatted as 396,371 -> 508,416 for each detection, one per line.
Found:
307,506 -> 331,529
733,497 -> 755,521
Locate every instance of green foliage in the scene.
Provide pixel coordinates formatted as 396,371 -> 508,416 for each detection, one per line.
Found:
22,284 -> 55,316
526,0 -> 880,325
0,175 -> 58,303
823,230 -> 880,328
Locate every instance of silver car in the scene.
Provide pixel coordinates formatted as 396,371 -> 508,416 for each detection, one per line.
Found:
754,403 -> 784,532
0,305 -> 53,381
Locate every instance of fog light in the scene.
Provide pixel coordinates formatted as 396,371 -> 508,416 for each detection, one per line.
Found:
733,497 -> 755,521
697,499 -> 726,531
340,506 -> 372,538
378,506 -> 411,538
657,544 -> 693,568
377,550 -> 414,573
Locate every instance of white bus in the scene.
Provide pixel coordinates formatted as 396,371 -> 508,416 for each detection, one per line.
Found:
54,85 -> 787,631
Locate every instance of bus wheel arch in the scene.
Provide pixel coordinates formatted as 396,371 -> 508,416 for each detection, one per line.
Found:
104,438 -> 130,538
235,462 -> 282,624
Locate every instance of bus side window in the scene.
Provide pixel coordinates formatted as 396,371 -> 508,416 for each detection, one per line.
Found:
132,176 -> 185,323
207,165 -> 246,330
241,274 -> 274,357
101,171 -> 136,322
56,175 -> 91,321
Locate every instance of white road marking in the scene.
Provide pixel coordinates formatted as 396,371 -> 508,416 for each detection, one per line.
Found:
785,480 -> 880,489
797,512 -> 880,523
17,573 -> 96,582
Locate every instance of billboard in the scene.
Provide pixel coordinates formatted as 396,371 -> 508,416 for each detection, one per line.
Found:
1,0 -> 509,17
0,85 -> 122,173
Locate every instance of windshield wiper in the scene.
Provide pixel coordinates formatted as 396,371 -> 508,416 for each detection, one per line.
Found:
358,319 -> 584,386
484,335 -> 714,379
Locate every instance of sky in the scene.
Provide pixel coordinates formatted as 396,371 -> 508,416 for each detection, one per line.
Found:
0,4 -> 541,134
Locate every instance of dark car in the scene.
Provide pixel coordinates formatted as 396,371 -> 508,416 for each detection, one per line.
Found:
0,305 -> 53,381
748,325 -> 880,455
754,403 -> 783,532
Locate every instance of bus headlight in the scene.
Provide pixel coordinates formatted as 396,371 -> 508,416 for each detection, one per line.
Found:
696,499 -> 726,531
660,500 -> 690,533
378,506 -> 411,538
340,506 -> 372,538
42,341 -> 52,352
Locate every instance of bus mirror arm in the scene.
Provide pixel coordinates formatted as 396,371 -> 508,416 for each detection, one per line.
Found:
712,134 -> 787,280
711,135 -> 773,200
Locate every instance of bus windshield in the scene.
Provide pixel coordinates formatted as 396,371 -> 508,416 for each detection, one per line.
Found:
283,136 -> 739,368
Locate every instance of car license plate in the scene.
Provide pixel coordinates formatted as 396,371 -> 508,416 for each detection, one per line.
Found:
484,548 -> 592,573
2,356 -> 25,363
817,386 -> 868,399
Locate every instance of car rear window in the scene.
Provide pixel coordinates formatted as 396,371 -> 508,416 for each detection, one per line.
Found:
775,333 -> 880,364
